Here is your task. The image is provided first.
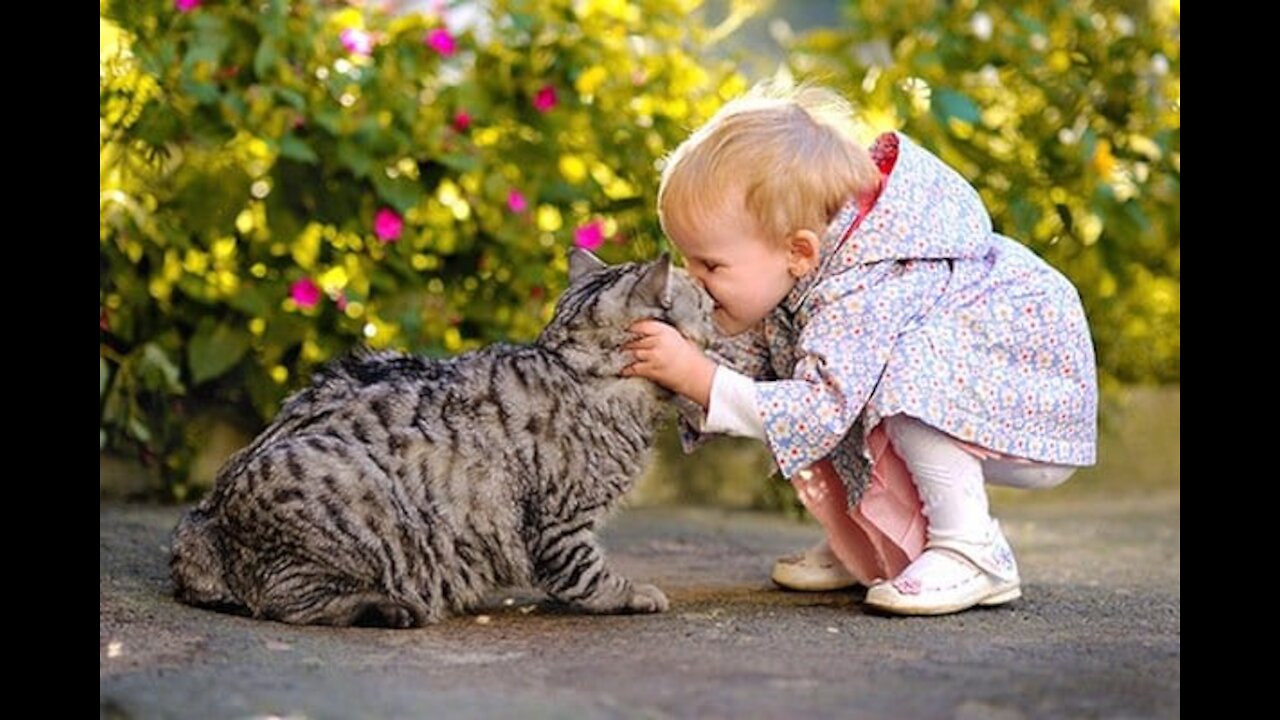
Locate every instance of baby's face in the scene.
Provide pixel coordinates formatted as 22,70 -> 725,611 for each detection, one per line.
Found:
669,207 -> 797,336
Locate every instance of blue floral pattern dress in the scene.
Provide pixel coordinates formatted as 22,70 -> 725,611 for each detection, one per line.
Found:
705,132 -> 1098,506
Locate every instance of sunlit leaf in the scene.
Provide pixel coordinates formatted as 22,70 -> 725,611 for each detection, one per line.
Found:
279,135 -> 319,164
188,321 -> 251,385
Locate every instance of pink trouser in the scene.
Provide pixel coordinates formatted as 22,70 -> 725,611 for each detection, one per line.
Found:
791,416 -> 1075,584
791,424 -> 927,585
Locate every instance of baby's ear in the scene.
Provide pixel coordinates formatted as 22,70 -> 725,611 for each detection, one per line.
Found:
787,230 -> 821,278
631,253 -> 672,308
569,247 -> 608,281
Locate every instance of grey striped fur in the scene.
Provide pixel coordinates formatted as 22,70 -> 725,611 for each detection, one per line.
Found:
170,250 -> 714,627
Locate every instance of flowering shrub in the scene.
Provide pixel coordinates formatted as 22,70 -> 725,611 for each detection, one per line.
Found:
100,0 -> 745,491
101,0 -> 1179,498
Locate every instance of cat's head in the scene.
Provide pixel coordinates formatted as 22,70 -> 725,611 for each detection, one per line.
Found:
540,249 -> 715,379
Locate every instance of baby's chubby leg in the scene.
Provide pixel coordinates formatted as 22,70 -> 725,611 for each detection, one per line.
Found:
865,414 -> 1046,615
880,414 -> 992,545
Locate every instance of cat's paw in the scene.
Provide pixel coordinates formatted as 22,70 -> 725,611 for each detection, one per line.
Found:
627,583 -> 669,613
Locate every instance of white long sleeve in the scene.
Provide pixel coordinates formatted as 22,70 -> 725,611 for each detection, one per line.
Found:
703,365 -> 766,439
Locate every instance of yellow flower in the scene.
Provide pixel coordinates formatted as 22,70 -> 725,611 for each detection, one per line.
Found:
1092,140 -> 1116,177
443,327 -> 462,352
537,205 -> 563,232
183,249 -> 209,275
211,237 -> 237,262
559,154 -> 589,184
318,266 -> 349,295
292,223 -> 323,269
575,65 -> 609,96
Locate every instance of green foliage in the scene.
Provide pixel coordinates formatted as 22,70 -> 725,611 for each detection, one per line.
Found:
785,0 -> 1180,385
100,0 -> 745,492
100,0 -> 1179,501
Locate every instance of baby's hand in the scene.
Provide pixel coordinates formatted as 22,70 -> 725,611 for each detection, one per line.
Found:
622,319 -> 717,408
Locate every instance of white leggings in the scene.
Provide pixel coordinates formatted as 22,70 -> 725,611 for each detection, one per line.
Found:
882,415 -> 1076,544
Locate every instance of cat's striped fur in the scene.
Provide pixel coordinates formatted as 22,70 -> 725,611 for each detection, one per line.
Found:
170,250 -> 713,627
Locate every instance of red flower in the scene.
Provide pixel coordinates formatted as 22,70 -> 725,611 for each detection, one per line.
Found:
533,85 -> 558,113
374,208 -> 404,242
290,278 -> 322,309
425,28 -> 457,57
573,220 -> 604,251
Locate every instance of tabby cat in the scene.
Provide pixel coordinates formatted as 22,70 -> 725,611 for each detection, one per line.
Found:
171,249 -> 713,627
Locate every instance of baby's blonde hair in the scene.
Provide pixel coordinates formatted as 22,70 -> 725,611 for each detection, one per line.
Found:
658,83 -> 881,246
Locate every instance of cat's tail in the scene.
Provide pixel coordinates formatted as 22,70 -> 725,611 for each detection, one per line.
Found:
170,507 -> 238,608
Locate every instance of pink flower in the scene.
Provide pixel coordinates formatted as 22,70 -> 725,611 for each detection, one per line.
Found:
425,28 -> 457,57
533,85 -> 558,113
452,111 -> 472,132
290,278 -> 322,309
374,208 -> 404,242
574,220 -> 605,251
340,28 -> 373,57
335,293 -> 349,312
175,0 -> 201,11
507,190 -> 528,214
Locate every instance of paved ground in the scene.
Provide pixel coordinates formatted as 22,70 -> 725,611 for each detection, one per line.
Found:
100,491 -> 1179,719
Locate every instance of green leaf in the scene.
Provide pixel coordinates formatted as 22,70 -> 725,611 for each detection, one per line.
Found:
338,140 -> 375,177
101,357 -> 110,400
279,134 -> 319,164
227,283 -> 273,317
244,362 -> 290,421
189,14 -> 230,63
509,12 -> 538,33
372,173 -> 425,213
181,79 -> 221,105
275,88 -> 307,112
437,153 -> 481,172
262,314 -> 310,352
254,38 -> 279,79
260,0 -> 288,38
932,89 -> 981,125
188,321 -> 251,385
139,343 -> 186,395
127,415 -> 152,444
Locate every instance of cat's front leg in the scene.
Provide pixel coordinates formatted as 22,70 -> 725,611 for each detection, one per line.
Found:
534,534 -> 668,614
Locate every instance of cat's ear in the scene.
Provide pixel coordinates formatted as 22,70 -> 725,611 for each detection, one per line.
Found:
569,248 -> 608,281
632,253 -> 672,308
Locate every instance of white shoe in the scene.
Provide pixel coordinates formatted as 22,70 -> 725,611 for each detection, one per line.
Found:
771,541 -> 860,591
864,522 -> 1021,616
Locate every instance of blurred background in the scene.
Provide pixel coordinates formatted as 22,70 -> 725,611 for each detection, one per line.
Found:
100,0 -> 1179,508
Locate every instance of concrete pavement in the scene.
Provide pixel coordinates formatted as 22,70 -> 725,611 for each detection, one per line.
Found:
101,491 -> 1179,719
